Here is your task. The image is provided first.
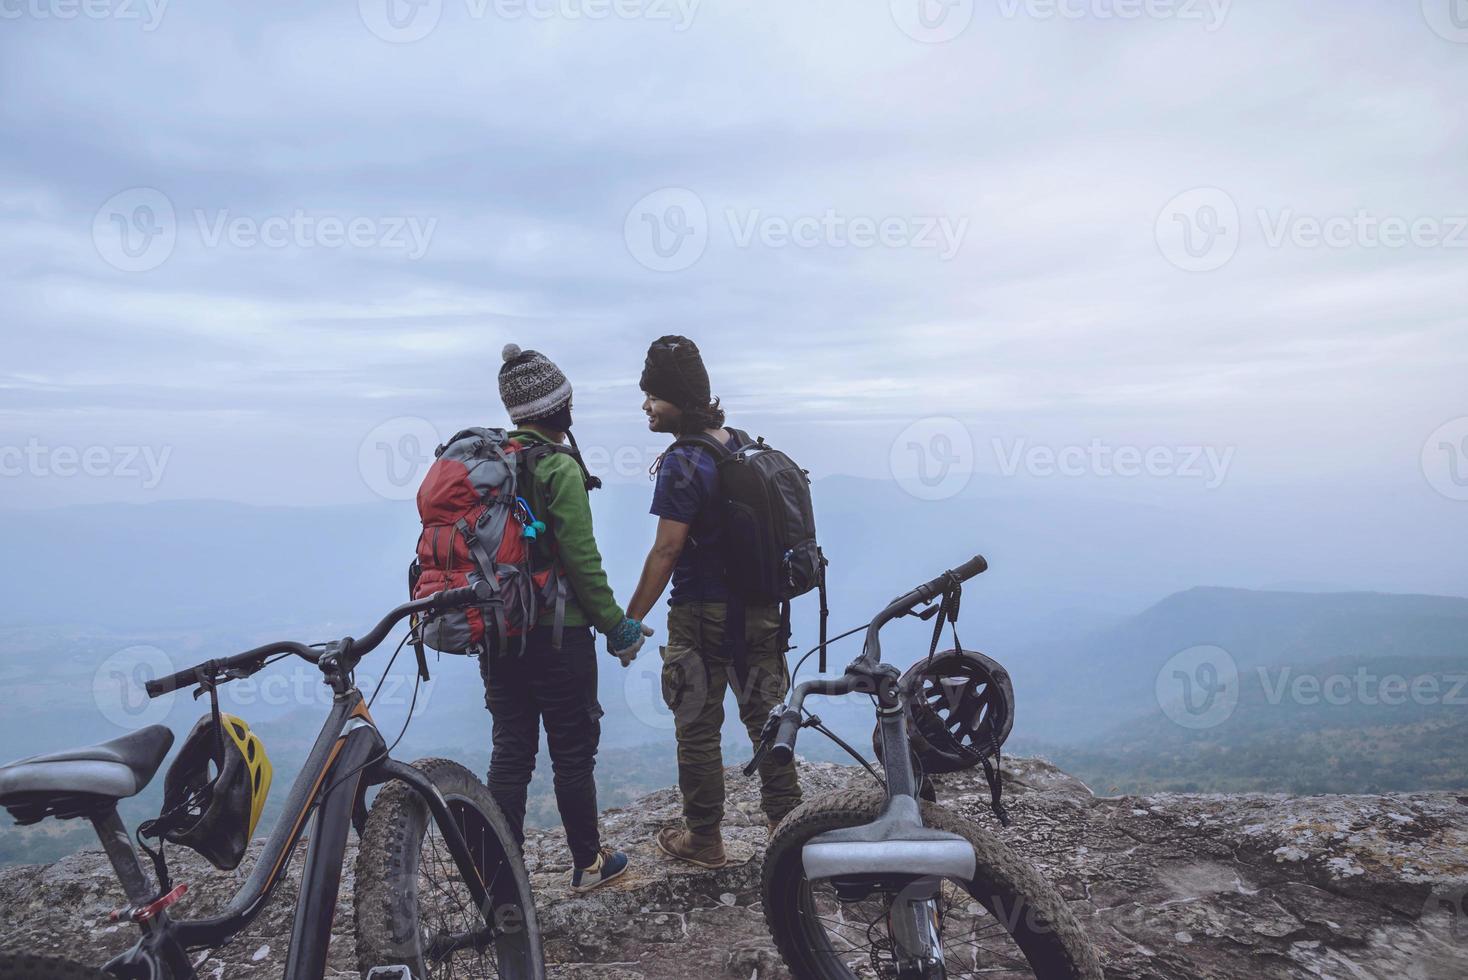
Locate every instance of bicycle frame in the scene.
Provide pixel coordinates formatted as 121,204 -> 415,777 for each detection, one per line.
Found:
93,683 -> 497,980
759,557 -> 990,979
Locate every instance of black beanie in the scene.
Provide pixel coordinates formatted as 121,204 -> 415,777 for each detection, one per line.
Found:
639,335 -> 711,410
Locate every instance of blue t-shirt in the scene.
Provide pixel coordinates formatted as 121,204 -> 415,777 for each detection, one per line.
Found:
650,430 -> 745,605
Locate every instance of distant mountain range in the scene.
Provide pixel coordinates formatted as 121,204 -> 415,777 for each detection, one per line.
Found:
1009,587 -> 1468,795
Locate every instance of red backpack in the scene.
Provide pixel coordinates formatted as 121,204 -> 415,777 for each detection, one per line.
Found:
410,427 -> 575,655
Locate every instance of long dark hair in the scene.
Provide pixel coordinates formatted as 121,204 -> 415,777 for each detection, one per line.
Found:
650,396 -> 729,481
674,396 -> 726,436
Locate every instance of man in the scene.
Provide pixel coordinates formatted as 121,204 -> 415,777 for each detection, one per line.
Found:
624,335 -> 802,869
487,343 -> 653,892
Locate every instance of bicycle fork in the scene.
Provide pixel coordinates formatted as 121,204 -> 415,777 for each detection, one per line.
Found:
888,881 -> 946,980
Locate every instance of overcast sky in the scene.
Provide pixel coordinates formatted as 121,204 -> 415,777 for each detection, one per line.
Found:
1,0 -> 1465,508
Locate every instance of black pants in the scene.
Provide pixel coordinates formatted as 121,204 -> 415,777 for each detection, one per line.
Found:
480,625 -> 603,868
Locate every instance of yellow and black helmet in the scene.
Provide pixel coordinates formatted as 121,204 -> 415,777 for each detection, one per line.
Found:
157,713 -> 272,871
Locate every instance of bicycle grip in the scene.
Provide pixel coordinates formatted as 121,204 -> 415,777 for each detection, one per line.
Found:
767,709 -> 802,767
144,667 -> 197,699
433,580 -> 494,610
952,554 -> 988,582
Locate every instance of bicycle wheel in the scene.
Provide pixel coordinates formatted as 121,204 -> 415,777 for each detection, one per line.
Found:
355,757 -> 545,979
763,788 -> 1103,979
0,952 -> 110,980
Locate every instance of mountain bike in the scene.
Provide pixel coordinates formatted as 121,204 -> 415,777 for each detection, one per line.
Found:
752,556 -> 1104,980
0,583 -> 544,980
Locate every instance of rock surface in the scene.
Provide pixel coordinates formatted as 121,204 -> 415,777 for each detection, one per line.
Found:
2,758 -> 1465,979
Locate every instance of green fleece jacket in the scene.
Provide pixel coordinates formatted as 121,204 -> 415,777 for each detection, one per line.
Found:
511,429 -> 625,635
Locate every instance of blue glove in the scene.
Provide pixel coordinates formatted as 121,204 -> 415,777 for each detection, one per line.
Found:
609,617 -> 654,666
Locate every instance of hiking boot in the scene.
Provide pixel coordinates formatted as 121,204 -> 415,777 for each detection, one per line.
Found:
655,825 -> 727,869
570,846 -> 629,893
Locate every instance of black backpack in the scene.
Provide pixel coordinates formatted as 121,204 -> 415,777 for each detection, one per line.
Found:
671,428 -> 829,663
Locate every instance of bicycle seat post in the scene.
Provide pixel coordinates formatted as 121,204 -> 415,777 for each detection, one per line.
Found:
91,805 -> 155,907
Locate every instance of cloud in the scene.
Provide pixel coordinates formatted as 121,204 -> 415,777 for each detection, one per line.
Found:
0,0 -> 1465,507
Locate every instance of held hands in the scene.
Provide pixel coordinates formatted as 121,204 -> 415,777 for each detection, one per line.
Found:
608,617 -> 655,667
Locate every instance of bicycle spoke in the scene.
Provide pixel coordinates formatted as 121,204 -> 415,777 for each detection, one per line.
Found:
800,876 -> 1040,979
411,802 -> 517,979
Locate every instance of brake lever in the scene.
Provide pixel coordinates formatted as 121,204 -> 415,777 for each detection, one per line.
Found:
745,707 -> 785,776
905,603 -> 942,621
743,740 -> 770,777
189,659 -> 261,698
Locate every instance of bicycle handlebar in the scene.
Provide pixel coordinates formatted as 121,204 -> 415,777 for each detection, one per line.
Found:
859,554 -> 987,669
768,710 -> 802,767
763,556 -> 987,766
143,582 -> 490,699
766,678 -> 853,766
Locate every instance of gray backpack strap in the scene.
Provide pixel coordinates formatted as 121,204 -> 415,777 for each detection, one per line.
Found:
540,573 -> 568,651
456,517 -> 508,652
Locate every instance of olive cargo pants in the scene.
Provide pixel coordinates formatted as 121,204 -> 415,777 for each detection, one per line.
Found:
660,601 -> 802,833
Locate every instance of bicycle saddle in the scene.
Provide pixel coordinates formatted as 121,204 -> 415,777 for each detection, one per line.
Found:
0,725 -> 175,823
802,795 -> 977,881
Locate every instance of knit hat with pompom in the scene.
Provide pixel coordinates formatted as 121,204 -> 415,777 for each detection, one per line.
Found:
498,344 -> 573,425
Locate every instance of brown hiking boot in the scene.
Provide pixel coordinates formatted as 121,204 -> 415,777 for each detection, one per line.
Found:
655,825 -> 727,869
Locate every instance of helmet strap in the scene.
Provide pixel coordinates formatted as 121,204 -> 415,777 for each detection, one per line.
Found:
198,676 -> 227,774
135,822 -> 172,894
925,579 -> 964,667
